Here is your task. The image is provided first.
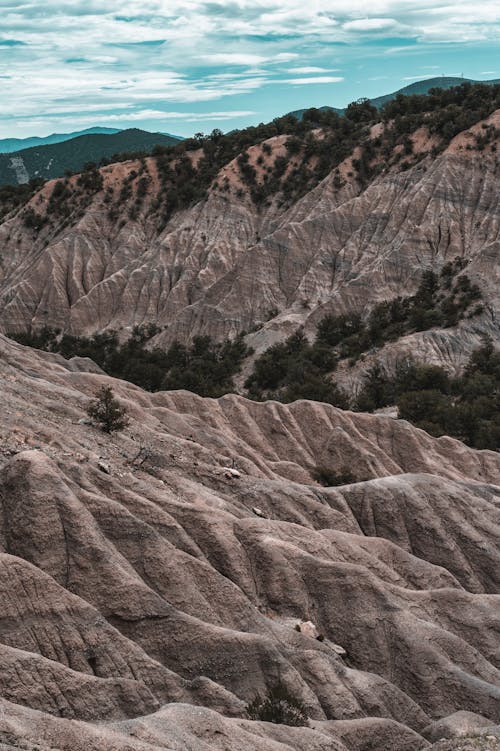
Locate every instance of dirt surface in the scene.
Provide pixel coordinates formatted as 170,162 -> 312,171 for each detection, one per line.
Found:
0,333 -> 498,749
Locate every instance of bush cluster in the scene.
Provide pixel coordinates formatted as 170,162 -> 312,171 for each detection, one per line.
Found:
244,329 -> 347,407
245,261 -> 482,402
355,339 -> 499,450
0,179 -> 43,221
317,261 -> 481,361
22,162 -> 107,232
9,325 -> 249,398
312,466 -> 357,486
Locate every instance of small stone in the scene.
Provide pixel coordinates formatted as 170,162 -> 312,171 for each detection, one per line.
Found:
298,620 -> 319,639
332,643 -> 347,656
252,506 -> 267,518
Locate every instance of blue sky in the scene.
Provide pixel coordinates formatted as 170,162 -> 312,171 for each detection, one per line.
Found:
0,1 -> 499,139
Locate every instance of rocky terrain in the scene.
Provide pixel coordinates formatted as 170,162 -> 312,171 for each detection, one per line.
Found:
0,84 -> 499,749
0,109 -> 498,382
0,332 -> 499,749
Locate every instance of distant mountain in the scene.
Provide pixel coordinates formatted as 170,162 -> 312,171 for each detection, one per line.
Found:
0,127 -> 121,154
287,105 -> 343,120
289,76 -> 500,120
369,76 -> 500,109
0,128 -> 182,186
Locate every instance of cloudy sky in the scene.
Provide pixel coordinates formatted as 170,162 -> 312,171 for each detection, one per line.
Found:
1,1 -> 499,139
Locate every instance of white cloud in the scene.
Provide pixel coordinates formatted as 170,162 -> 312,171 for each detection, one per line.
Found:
283,76 -> 344,85
1,0 -> 500,137
201,54 -> 267,66
343,18 -> 398,32
287,66 -> 335,74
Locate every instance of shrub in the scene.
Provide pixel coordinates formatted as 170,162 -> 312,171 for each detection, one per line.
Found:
353,339 -> 500,450
9,326 -> 250,399
87,386 -> 129,433
246,683 -> 308,726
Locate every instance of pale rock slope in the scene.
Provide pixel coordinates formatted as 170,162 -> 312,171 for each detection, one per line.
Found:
0,333 -> 499,749
0,115 -> 499,385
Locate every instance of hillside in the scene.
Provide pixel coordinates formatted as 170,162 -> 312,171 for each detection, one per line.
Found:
0,128 -> 182,186
289,76 -> 500,119
0,127 -> 121,155
0,331 -> 499,750
370,76 -> 500,109
0,80 -> 499,751
0,83 -> 499,397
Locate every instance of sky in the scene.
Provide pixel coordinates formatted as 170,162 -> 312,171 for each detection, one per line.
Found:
0,1 -> 499,140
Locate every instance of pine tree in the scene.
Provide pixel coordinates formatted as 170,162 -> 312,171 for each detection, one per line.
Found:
87,386 -> 129,433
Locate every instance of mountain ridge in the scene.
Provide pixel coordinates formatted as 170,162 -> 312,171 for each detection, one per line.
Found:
0,127 -> 121,154
0,127 -> 182,186
288,76 -> 500,119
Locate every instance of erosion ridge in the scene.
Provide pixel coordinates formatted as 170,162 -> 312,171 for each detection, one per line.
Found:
0,333 -> 499,749
0,96 -> 499,393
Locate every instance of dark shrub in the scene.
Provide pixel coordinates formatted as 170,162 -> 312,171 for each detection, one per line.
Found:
246,683 -> 308,726
87,386 -> 129,433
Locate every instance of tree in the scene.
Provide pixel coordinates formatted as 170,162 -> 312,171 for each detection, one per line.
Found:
246,683 -> 308,726
355,362 -> 392,411
87,386 -> 129,433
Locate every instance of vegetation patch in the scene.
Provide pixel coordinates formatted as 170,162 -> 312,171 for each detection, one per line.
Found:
312,466 -> 358,486
245,329 -> 347,408
87,386 -> 129,433
355,339 -> 500,450
317,259 -> 482,361
246,683 -> 309,726
9,325 -> 250,399
0,179 -> 43,222
245,260 -> 482,402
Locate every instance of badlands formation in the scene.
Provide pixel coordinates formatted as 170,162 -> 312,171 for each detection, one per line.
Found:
0,92 -> 499,749
0,111 -> 499,382
0,333 -> 499,750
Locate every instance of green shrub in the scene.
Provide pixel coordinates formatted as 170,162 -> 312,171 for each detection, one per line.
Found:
87,386 -> 129,433
8,327 -> 249,399
356,339 -> 500,450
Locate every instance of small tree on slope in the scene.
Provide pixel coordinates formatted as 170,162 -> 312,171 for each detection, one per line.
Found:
87,385 -> 129,433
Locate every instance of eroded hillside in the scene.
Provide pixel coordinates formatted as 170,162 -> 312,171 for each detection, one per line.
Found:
0,85 -> 499,388
0,333 -> 499,749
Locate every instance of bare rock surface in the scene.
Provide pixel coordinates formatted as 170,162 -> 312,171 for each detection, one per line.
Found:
423,712 -> 495,742
0,333 -> 499,748
0,118 -> 499,391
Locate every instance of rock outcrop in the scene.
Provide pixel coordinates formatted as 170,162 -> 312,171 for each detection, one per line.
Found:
0,333 -> 499,749
0,114 -> 499,386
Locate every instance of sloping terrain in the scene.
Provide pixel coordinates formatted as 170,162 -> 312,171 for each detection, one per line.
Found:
289,76 -> 500,118
0,129 -> 181,186
0,333 -> 499,749
0,128 -> 121,155
0,109 -> 498,388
